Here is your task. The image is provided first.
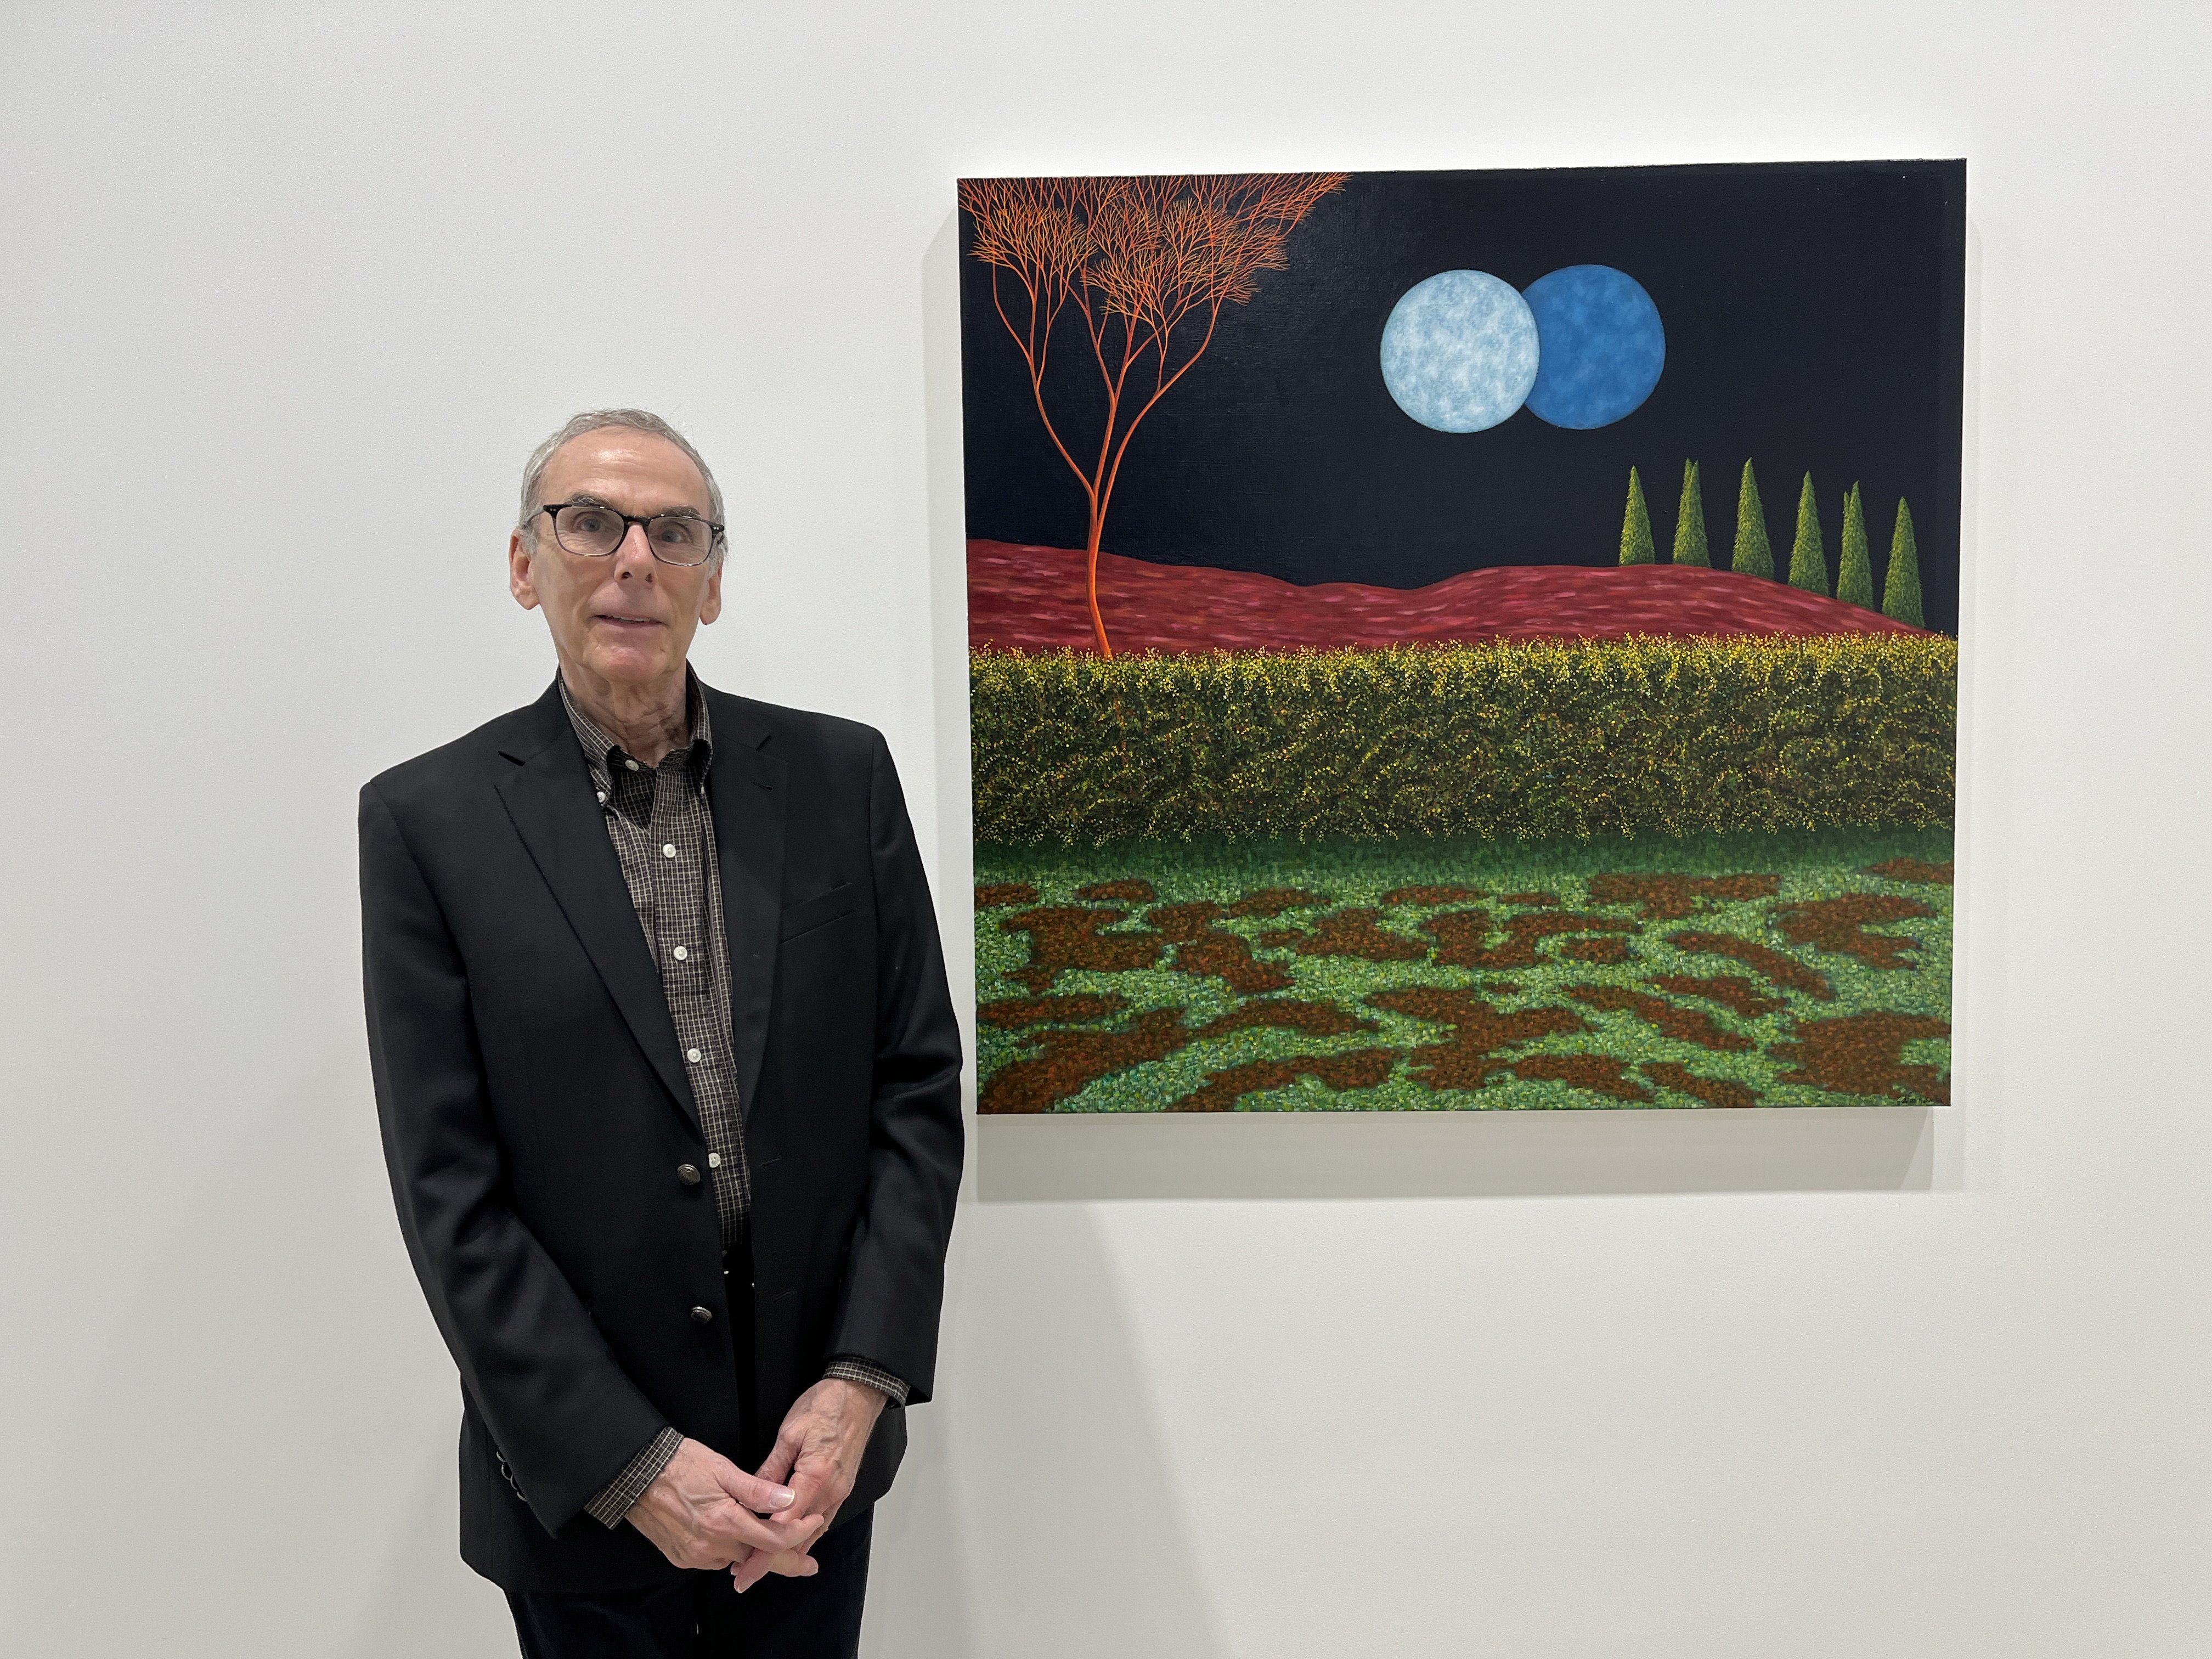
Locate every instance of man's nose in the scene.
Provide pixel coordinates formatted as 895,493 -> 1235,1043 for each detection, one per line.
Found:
613,522 -> 656,573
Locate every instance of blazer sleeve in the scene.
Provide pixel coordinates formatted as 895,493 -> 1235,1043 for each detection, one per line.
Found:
825,735 -> 965,1401
360,782 -> 668,1534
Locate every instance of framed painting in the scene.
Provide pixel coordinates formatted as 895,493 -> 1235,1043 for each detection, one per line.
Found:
960,161 -> 1963,1114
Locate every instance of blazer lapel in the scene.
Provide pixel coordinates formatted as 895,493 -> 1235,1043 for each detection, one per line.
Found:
494,691 -> 702,1135
703,690 -> 787,1127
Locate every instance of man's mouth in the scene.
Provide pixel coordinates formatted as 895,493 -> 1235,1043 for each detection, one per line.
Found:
595,612 -> 662,629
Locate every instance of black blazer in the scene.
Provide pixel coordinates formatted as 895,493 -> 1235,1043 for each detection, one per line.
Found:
360,679 -> 963,1593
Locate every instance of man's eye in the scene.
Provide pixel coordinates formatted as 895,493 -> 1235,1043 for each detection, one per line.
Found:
656,520 -> 701,546
569,511 -> 610,535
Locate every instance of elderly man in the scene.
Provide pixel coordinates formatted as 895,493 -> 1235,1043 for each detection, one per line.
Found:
360,409 -> 962,1657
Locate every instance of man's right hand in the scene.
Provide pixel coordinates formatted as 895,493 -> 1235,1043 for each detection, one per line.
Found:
625,1437 -> 827,1571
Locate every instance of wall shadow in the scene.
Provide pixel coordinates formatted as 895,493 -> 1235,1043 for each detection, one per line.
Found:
870,1207 -> 1228,1658
346,1441 -> 513,1659
923,211 -> 977,1054
979,1105 -> 1934,1202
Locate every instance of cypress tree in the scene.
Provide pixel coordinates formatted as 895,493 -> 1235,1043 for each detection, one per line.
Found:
1787,471 -> 1829,595
1883,497 -> 1925,627
1731,459 -> 1773,578
1836,482 -> 1874,607
1619,466 -> 1655,565
1672,460 -> 1709,567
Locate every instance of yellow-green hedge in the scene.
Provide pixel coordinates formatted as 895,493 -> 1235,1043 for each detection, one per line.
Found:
971,636 -> 1956,845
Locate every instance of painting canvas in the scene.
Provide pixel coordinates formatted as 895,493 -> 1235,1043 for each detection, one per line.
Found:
959,161 -> 1963,1114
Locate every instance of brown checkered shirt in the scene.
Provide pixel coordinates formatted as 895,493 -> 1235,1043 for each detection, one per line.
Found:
561,672 -> 907,1528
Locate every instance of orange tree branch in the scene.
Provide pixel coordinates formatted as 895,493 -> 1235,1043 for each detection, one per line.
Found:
1097,297 -> 1222,524
988,264 -> 1097,506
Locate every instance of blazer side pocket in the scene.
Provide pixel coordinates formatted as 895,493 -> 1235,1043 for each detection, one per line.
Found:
778,883 -> 857,943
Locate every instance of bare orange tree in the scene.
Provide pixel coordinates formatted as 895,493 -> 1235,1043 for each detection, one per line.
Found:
960,172 -> 1347,657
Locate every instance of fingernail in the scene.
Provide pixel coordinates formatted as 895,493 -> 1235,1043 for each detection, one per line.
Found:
771,1487 -> 794,1507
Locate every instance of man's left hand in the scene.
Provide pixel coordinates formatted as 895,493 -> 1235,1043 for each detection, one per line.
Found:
729,1377 -> 887,1593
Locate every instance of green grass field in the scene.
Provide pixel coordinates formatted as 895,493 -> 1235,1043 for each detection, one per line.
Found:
973,827 -> 1952,1112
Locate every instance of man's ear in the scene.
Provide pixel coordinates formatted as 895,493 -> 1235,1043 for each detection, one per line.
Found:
509,528 -> 541,611
697,560 -> 724,627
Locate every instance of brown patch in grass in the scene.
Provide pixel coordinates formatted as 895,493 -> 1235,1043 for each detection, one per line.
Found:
977,992 -> 1390,1114
1261,908 -> 1429,962
1424,909 -> 1641,971
977,1008 -> 1192,1113
978,994 -> 1130,1029
997,906 -> 1165,994
1224,887 -> 1330,917
1565,985 -> 1753,1052
1770,894 -> 1936,970
1198,998 -> 1379,1039
1588,873 -> 1782,920
1647,975 -> 1786,1018
1142,901 -> 1223,941
1501,890 -> 1560,907
1171,1049 -> 1398,1113
1558,936 -> 1633,964
976,882 -> 1039,909
1665,931 -> 1834,1000
1771,1012 -> 1950,1103
1382,884 -> 1486,906
1864,857 -> 1954,885
1510,1053 -> 1654,1102
1482,979 -> 1523,996
1168,934 -> 1296,994
1641,1062 -> 1759,1108
1075,878 -> 1157,902
1367,987 -> 1587,1091
1142,899 -> 1296,992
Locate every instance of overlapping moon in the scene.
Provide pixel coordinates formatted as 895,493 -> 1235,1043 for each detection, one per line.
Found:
1378,271 -> 1540,433
1380,263 -> 1663,432
1522,265 -> 1666,428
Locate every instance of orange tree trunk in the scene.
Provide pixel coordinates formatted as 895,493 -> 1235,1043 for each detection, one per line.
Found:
1084,516 -> 1113,658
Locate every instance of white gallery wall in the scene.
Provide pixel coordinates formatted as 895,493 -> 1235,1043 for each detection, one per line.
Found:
3,2 -> 2208,1654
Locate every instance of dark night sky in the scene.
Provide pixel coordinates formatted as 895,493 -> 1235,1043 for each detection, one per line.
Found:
959,160 -> 1965,635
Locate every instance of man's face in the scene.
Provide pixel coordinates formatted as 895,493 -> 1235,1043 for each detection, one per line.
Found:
509,428 -> 724,688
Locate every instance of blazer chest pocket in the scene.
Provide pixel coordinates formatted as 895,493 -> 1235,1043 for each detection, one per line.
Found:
779,883 -> 857,943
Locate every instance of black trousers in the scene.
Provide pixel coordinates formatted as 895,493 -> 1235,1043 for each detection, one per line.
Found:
506,1509 -> 871,1658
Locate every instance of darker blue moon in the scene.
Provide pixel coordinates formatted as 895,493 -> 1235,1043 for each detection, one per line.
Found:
1522,266 -> 1665,429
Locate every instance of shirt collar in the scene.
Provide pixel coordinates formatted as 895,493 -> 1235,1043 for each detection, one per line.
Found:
558,668 -> 714,784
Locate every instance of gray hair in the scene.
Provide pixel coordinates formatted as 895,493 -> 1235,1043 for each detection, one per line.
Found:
517,408 -> 726,565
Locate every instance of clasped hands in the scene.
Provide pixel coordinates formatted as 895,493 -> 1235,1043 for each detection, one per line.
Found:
626,1378 -> 885,1593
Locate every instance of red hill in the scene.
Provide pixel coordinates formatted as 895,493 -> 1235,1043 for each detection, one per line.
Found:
968,539 -> 1927,654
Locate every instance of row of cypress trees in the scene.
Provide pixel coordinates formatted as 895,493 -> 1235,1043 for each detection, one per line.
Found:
1617,460 -> 1925,628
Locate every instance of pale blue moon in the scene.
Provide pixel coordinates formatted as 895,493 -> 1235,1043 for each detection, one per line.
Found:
1522,265 -> 1665,428
1379,270 -> 1541,433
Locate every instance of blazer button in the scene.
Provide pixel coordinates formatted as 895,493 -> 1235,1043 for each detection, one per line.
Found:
691,1306 -> 714,1324
676,1163 -> 701,1186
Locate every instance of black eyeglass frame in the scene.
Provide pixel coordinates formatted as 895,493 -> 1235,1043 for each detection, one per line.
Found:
534,501 -> 727,567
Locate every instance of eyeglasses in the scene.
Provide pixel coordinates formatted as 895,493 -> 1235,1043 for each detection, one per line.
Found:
535,501 -> 725,567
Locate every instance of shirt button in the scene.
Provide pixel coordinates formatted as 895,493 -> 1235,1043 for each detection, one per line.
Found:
596,790 -> 607,804
662,843 -> 678,859
625,759 -> 640,772
673,945 -> 689,961
676,1163 -> 701,1186
686,1047 -> 702,1063
708,1152 -> 723,1169
690,1306 -> 714,1324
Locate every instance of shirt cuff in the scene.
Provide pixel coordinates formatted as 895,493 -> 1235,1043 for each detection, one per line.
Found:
584,1426 -> 684,1528
824,1357 -> 910,1407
